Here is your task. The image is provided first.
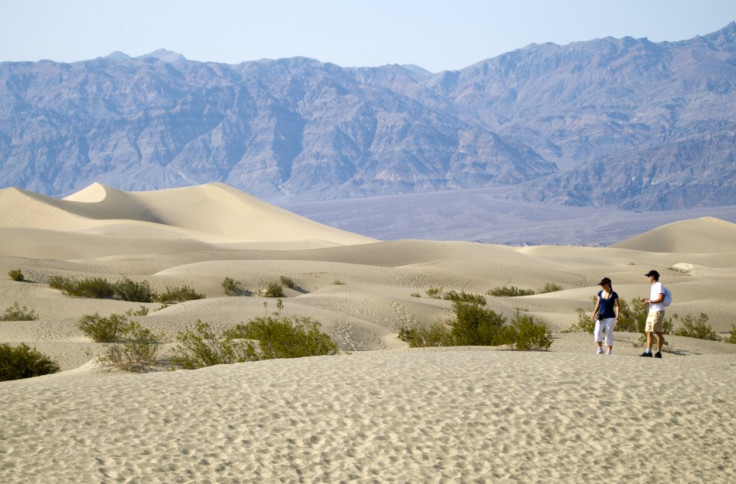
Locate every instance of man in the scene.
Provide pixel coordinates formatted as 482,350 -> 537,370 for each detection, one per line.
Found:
641,270 -> 665,358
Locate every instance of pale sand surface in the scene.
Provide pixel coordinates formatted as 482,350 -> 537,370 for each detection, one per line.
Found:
1,184 -> 736,482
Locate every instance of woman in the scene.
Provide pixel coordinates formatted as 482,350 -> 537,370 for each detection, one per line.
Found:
591,277 -> 619,354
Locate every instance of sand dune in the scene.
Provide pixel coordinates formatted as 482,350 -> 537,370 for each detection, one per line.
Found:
1,183 -> 735,482
612,216 -> 736,254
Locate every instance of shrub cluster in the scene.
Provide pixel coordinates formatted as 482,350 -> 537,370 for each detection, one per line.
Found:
49,275 -> 115,298
279,275 -> 296,289
398,302 -> 552,351
171,321 -> 255,369
261,282 -> 285,298
78,312 -> 130,343
223,277 -> 250,296
488,286 -> 536,297
155,285 -> 205,304
97,321 -> 163,372
443,290 -> 487,306
77,311 -> 163,371
0,343 -> 61,381
1,302 -> 39,321
8,269 -> 24,281
726,325 -> 736,345
673,313 -> 718,341
171,316 -> 339,369
540,282 -> 564,294
48,275 -> 201,304
227,316 -> 339,359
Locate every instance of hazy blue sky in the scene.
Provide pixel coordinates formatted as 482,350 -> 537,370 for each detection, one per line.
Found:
2,0 -> 735,72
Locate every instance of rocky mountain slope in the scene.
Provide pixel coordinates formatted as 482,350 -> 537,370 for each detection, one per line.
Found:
1,24 -> 735,210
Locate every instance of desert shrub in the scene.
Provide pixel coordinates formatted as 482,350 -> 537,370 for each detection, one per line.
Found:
443,290 -> 487,306
77,312 -> 129,343
128,305 -> 149,316
49,276 -> 115,298
155,285 -> 205,304
451,301 -> 507,346
540,282 -> 564,293
8,269 -> 24,281
496,311 -> 553,351
398,322 -> 453,347
0,343 -> 61,381
48,275 -> 67,290
0,302 -> 39,321
227,316 -> 339,359
398,302 -> 552,351
725,325 -> 736,345
113,277 -> 154,303
171,321 -> 256,369
222,277 -> 249,296
97,322 -> 163,372
426,287 -> 442,299
410,292 -> 421,298
488,286 -> 536,297
673,313 -> 718,341
279,275 -> 296,289
332,279 -> 345,285
262,282 -> 285,298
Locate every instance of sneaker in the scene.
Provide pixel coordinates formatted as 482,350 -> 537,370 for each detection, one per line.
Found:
606,350 -> 612,355
654,352 -> 662,358
596,348 -> 604,355
640,351 -> 653,357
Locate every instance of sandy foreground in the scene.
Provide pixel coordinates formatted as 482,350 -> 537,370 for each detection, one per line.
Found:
1,183 -> 736,483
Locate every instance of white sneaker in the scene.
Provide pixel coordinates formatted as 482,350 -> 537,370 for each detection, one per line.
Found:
596,348 -> 604,354
606,349 -> 612,355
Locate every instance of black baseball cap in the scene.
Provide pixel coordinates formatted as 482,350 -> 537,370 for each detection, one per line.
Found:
644,270 -> 660,278
598,277 -> 611,285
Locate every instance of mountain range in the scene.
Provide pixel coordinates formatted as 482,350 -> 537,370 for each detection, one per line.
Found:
1,23 -> 735,212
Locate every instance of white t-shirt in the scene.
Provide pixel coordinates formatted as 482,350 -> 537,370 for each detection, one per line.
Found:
649,281 -> 665,311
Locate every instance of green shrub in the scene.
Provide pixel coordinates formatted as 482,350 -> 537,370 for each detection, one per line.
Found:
97,322 -> 163,372
0,302 -> 39,321
78,313 -> 129,343
8,269 -> 24,282
540,282 -> 564,293
497,311 -> 553,351
171,321 -> 256,369
129,305 -> 149,316
332,279 -> 346,285
262,282 -> 285,298
488,286 -> 536,297
398,322 -> 453,347
443,290 -> 487,306
227,316 -> 339,359
223,277 -> 249,296
48,275 -> 67,290
397,302 -> 553,351
426,287 -> 442,299
49,276 -> 115,299
113,277 -> 154,303
451,301 -> 507,346
279,275 -> 296,289
155,285 -> 205,304
725,325 -> 736,345
673,313 -> 718,341
0,343 -> 61,381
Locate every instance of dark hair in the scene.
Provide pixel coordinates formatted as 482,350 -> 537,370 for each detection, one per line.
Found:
645,270 -> 660,280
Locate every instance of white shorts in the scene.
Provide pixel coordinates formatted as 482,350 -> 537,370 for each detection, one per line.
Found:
594,317 -> 616,347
